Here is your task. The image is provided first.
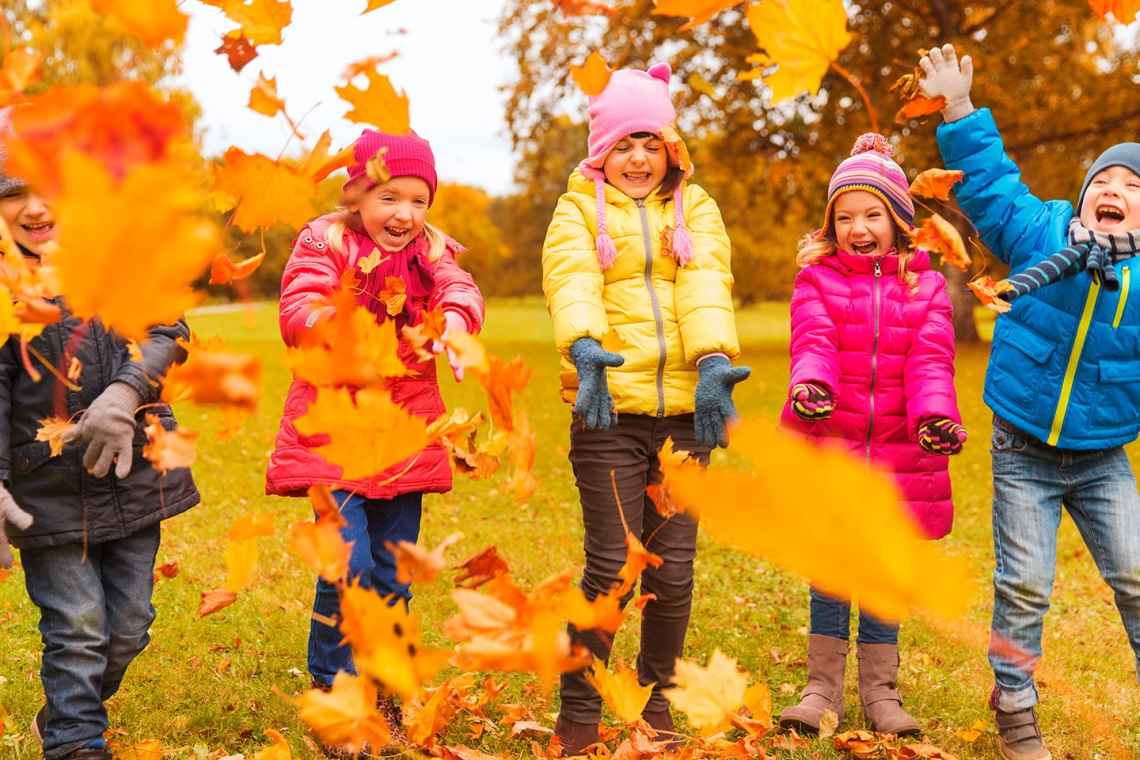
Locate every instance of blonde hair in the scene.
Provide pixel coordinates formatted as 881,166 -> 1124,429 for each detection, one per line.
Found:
796,225 -> 919,293
323,208 -> 447,262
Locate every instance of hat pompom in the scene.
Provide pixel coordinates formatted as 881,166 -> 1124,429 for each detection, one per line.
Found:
671,226 -> 693,267
596,232 -> 618,270
850,132 -> 895,159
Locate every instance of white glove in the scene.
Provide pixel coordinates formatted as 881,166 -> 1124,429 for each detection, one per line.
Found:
61,382 -> 143,479
433,310 -> 469,382
918,43 -> 976,123
0,484 -> 33,569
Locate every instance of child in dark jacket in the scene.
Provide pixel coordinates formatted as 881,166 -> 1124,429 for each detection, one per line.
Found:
921,43 -> 1140,760
0,149 -> 198,759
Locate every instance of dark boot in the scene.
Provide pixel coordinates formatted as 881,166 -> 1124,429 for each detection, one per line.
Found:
61,749 -> 112,760
856,642 -> 920,736
31,705 -> 46,743
554,715 -> 599,757
778,634 -> 848,733
995,706 -> 1051,760
641,708 -> 678,747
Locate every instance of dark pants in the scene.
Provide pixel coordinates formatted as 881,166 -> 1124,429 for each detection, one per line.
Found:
809,588 -> 900,644
21,524 -> 161,759
559,413 -> 710,722
308,490 -> 423,687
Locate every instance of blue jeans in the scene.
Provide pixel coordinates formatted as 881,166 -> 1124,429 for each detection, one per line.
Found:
810,588 -> 900,644
989,416 -> 1140,711
20,524 -> 161,759
308,491 -> 422,687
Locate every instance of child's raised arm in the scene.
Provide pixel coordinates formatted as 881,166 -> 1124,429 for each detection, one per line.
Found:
922,44 -> 1072,271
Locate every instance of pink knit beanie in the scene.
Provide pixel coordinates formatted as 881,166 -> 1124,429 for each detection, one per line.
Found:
344,128 -> 438,206
822,133 -> 915,236
577,62 -> 694,269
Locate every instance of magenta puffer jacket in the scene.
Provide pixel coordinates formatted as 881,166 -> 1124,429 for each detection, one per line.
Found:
265,214 -> 485,501
780,249 -> 960,539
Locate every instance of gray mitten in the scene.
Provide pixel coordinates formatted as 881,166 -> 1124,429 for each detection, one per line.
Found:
62,382 -> 143,478
0,484 -> 33,569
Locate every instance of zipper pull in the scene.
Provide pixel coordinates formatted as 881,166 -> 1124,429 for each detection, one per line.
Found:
636,198 -> 645,208
874,260 -> 881,277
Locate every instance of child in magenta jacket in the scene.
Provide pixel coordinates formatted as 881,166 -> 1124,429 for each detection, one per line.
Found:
777,134 -> 966,737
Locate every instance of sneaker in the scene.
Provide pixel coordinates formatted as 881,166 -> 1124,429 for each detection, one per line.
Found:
61,748 -> 112,760
995,707 -> 1051,760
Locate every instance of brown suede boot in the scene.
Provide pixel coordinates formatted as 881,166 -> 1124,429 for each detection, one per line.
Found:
856,642 -> 920,736
554,715 -> 600,757
778,634 -> 849,734
994,707 -> 1051,760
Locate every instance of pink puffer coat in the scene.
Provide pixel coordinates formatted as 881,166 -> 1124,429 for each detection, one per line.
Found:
265,214 -> 485,500
780,249 -> 960,539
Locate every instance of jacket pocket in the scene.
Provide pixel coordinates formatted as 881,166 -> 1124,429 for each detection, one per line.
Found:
1093,359 -> 1140,427
991,319 -> 1055,411
12,440 -> 56,474
1007,324 -> 1055,365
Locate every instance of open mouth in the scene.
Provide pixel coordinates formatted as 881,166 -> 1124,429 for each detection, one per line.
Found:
851,240 -> 878,255
1095,205 -> 1126,225
21,221 -> 55,241
622,172 -> 651,184
383,224 -> 411,239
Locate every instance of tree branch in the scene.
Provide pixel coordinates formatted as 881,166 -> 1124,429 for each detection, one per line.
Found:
1006,107 -> 1140,153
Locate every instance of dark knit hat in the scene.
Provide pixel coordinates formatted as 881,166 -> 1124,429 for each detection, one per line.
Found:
1077,142 -> 1140,213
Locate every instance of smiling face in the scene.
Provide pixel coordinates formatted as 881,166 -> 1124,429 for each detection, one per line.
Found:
1080,165 -> 1140,234
0,189 -> 56,256
603,132 -> 668,200
832,190 -> 897,257
347,176 -> 430,252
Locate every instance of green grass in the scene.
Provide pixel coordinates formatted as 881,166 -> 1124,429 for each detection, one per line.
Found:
1,297 -> 1137,759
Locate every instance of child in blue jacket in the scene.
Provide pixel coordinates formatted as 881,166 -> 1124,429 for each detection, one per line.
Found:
921,44 -> 1140,760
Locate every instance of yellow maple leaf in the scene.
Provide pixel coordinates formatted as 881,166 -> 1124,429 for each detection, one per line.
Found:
386,532 -> 463,585
213,147 -> 315,233
294,672 -> 391,754
665,649 -> 748,734
911,213 -> 970,271
248,71 -> 285,117
223,538 -> 258,592
356,247 -> 389,274
661,419 -> 972,621
379,275 -> 406,317
228,511 -> 276,540
142,414 -> 198,474
291,518 -> 351,584
742,0 -> 853,104
570,51 -> 612,97
206,0 -> 293,46
585,660 -> 653,724
161,336 -> 262,411
652,0 -> 743,29
251,729 -> 293,760
35,416 -> 74,457
295,387 -> 428,481
89,0 -> 188,45
363,0 -> 399,12
335,68 -> 410,134
51,152 -> 217,341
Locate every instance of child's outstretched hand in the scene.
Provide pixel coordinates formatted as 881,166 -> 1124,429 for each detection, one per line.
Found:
433,311 -> 469,382
791,382 -> 834,421
918,417 -> 968,455
570,337 -> 625,431
695,356 -> 751,448
0,484 -> 33,569
918,43 -> 975,123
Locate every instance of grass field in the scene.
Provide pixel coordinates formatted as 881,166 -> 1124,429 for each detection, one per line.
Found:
1,298 -> 1137,759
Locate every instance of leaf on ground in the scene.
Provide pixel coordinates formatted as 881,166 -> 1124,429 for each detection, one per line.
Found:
909,169 -> 964,201
834,729 -> 883,756
36,416 -> 74,457
652,0 -> 743,29
818,708 -> 839,738
910,213 -> 970,270
142,413 -> 198,474
294,672 -> 390,755
156,561 -> 179,579
741,0 -> 852,104
570,51 -> 612,97
197,588 -> 238,617
665,649 -> 748,734
336,68 -> 410,134
585,660 -> 654,724
250,728 -> 293,760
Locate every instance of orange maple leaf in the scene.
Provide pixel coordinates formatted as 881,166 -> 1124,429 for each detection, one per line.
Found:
294,672 -> 391,754
214,31 -> 258,72
142,414 -> 198,474
227,511 -> 276,541
554,0 -> 616,15
387,532 -> 463,585
652,0 -> 743,29
967,275 -> 1013,314
248,72 -> 285,117
1089,0 -> 1140,23
570,51 -> 612,97
910,213 -> 970,271
209,251 -> 266,285
379,275 -> 407,317
342,54 -> 399,79
895,94 -> 947,123
291,517 -> 351,584
197,588 -> 238,617
156,561 -> 180,579
90,0 -> 188,46
401,307 -> 449,360
475,355 -> 532,432
453,546 -> 511,589
506,411 -> 538,503
213,148 -> 316,232
0,48 -> 41,105
202,0 -> 293,46
162,336 -> 261,411
909,169 -> 964,201
617,533 -> 664,595
35,416 -> 74,457
294,387 -> 429,481
335,68 -> 410,134
406,675 -> 477,749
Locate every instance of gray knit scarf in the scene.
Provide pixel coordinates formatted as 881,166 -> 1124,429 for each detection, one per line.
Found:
1002,218 -> 1140,301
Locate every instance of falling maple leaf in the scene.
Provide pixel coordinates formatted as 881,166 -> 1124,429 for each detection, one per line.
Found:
224,538 -> 259,592
741,0 -> 852,104
250,729 -> 293,760
197,588 -> 238,617
687,72 -> 718,99
910,213 -> 970,270
475,355 -> 532,432
402,307 -> 449,360
162,337 -> 262,411
210,251 -> 266,285
665,649 -> 748,734
366,146 -> 391,186
142,414 -> 198,474
909,169 -> 964,201
203,0 -> 293,46
617,533 -> 664,595
386,531 -> 463,584
336,68 -> 411,134
570,51 -> 613,97
228,512 -> 276,541
342,54 -> 400,80
213,147 -> 316,232
0,48 -> 41,105
652,0 -> 743,29
967,275 -> 1013,314
215,31 -> 258,72
506,410 -> 538,503
379,275 -> 407,317
363,0 -> 399,12
453,546 -> 510,589
49,152 -> 218,341
89,0 -> 188,46
585,660 -> 654,724
36,416 -> 74,457
248,72 -> 285,117
291,517 -> 351,584
294,672 -> 391,754
443,330 -> 490,376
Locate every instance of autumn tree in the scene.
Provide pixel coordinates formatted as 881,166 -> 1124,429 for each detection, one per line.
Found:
499,0 -> 1140,338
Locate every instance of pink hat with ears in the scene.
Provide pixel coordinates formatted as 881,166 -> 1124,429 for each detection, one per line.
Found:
577,62 -> 694,270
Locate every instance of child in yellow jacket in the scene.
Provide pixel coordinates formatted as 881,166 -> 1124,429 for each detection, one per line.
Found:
541,62 -> 749,754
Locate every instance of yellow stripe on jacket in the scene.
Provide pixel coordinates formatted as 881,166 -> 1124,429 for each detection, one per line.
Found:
541,169 -> 740,416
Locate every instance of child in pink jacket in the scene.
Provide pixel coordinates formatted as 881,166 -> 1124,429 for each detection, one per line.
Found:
777,134 -> 966,737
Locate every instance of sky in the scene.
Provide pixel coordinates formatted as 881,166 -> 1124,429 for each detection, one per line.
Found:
179,0 -> 517,195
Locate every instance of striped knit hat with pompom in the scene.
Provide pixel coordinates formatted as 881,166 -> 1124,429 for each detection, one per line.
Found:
822,133 -> 915,237
577,62 -> 694,270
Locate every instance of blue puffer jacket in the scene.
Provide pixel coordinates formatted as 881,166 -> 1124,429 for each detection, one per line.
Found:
937,108 -> 1140,450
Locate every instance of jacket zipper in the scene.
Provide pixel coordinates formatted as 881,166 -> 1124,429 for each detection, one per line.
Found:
1113,266 -> 1130,329
1048,279 -> 1101,446
636,198 -> 667,418
866,259 -> 882,463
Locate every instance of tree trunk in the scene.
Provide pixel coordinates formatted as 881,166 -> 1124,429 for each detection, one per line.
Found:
942,264 -> 980,342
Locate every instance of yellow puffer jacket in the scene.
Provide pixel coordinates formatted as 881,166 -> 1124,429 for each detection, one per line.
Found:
542,169 -> 740,416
